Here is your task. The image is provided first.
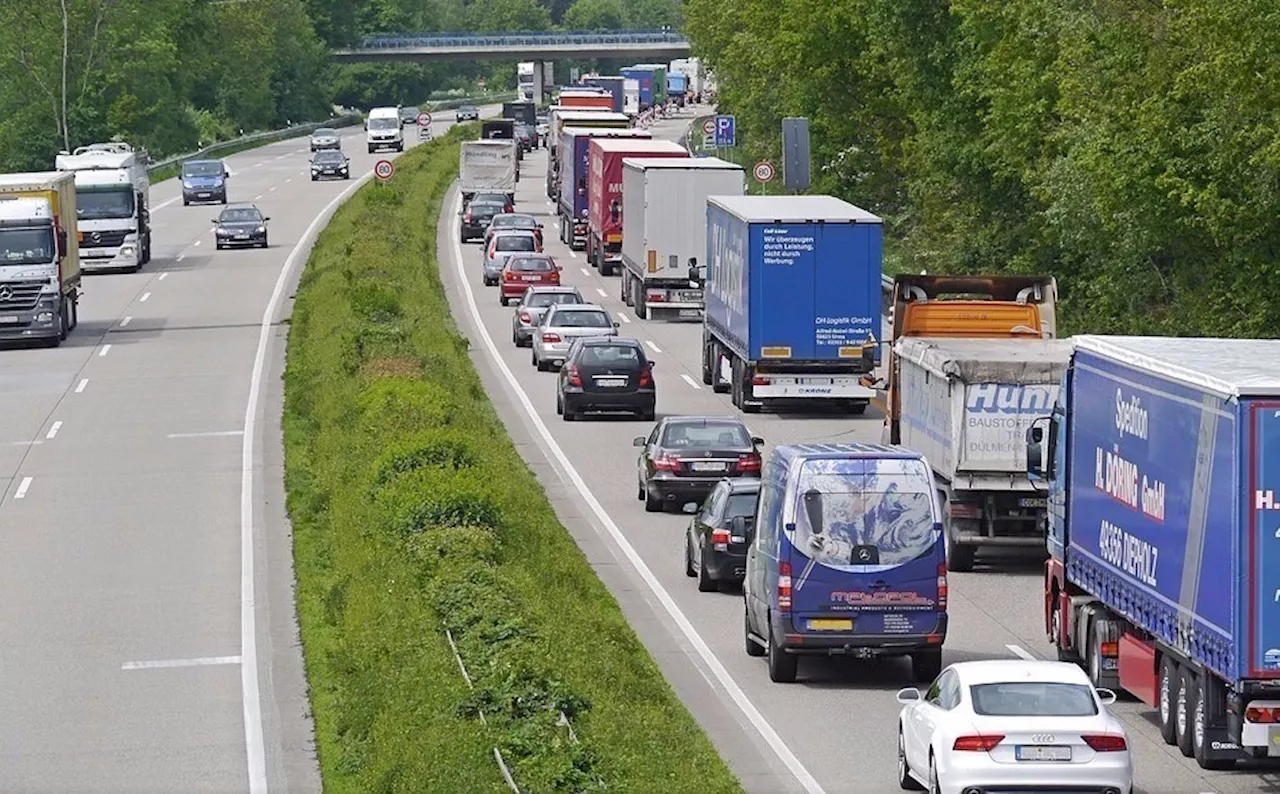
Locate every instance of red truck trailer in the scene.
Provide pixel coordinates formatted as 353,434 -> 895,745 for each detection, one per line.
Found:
586,138 -> 687,275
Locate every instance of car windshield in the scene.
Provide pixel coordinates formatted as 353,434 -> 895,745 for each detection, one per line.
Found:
461,105 -> 477,112
578,344 -> 641,367
969,682 -> 1099,717
550,309 -> 610,328
791,458 -> 937,568
369,118 -> 398,130
77,187 -> 134,220
727,492 -> 759,519
314,152 -> 344,164
0,225 -> 55,265
220,208 -> 262,223
182,161 -> 222,177
492,215 -> 535,229
314,128 -> 337,137
401,109 -> 419,118
527,292 -> 581,308
495,235 -> 535,252
661,423 -> 751,449
509,256 -> 552,272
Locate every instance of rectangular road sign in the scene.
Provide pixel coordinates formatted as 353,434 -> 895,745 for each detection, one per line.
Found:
714,114 -> 736,147
703,133 -> 715,149
782,117 -> 811,190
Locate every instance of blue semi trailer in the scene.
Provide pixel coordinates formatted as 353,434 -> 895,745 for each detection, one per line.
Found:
700,195 -> 882,414
580,76 -> 625,113
1027,335 -> 1280,769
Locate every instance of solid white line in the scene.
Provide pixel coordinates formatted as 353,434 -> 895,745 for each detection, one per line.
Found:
14,477 -> 32,499
237,162 -> 378,794
159,272 -> 169,280
75,378 -> 88,393
98,344 -> 111,357
121,655 -> 241,671
168,430 -> 244,439
680,374 -> 702,390
595,287 -> 608,297
645,340 -> 662,354
580,267 -> 590,276
447,192 -> 825,794
45,421 -> 62,440
139,292 -> 151,303
1006,644 -> 1037,660
120,316 -> 132,327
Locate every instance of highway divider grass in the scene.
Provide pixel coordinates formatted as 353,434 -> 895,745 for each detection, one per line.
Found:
283,122 -> 744,793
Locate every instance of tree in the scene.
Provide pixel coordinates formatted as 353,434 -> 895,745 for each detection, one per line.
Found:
562,0 -> 625,30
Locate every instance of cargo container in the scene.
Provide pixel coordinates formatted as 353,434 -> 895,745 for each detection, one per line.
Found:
0,171 -> 81,344
544,110 -> 632,200
702,195 -> 881,413
667,72 -> 688,106
1028,335 -> 1280,769
623,79 -> 640,117
459,140 -> 517,204
556,88 -> 613,112
585,138 -> 687,276
581,76 -> 625,113
894,337 -> 1073,571
501,101 -> 536,125
557,126 -> 652,250
619,157 -> 743,320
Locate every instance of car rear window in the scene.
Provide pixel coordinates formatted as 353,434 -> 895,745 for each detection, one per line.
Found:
529,292 -> 580,307
727,493 -> 759,519
969,683 -> 1099,717
493,216 -> 533,228
550,309 -> 610,327
661,423 -> 751,449
496,236 -> 536,252
510,257 -> 552,272
579,345 -> 641,367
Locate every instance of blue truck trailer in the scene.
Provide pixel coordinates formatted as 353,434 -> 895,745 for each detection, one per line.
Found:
620,66 -> 663,111
1027,335 -> 1280,769
667,72 -> 688,106
581,76 -> 625,113
701,195 -> 882,414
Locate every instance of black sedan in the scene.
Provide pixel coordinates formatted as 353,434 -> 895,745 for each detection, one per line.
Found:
634,416 -> 763,513
213,204 -> 269,249
684,478 -> 760,591
557,337 -> 655,422
310,150 -> 350,180
459,199 -> 507,243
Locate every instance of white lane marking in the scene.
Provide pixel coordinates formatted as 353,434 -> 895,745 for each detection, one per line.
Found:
254,195 -> 264,200
447,192 -> 825,794
14,477 -> 32,499
617,312 -> 631,323
1006,644 -> 1036,660
285,178 -> 292,184
580,267 -> 590,276
168,430 -> 244,439
238,162 -> 377,794
121,655 -> 242,671
98,344 -> 112,357
159,272 -> 169,280
152,197 -> 179,212
45,421 -> 62,440
193,240 -> 202,247
569,251 -> 577,259
680,374 -> 702,390
645,340 -> 662,354
176,253 -> 185,262
120,316 -> 132,327
595,288 -> 608,297
269,186 -> 277,192
75,378 -> 88,393
253,162 -> 263,168
139,293 -> 151,303
0,440 -> 41,447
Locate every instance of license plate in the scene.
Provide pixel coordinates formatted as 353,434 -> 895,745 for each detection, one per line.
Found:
1015,745 -> 1071,761
794,377 -> 832,385
522,275 -> 540,281
690,461 -> 727,472
678,309 -> 701,317
730,536 -> 745,544
197,193 -> 210,197
323,169 -> 334,173
807,619 -> 852,631
679,292 -> 702,301
1019,497 -> 1047,508
235,234 -> 250,239
596,378 -> 626,388
0,315 -> 18,324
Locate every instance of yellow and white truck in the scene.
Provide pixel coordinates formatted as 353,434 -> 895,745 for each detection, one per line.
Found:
0,171 -> 81,345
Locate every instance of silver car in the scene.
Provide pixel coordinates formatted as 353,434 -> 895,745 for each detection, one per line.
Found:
531,303 -> 619,371
511,286 -> 585,347
483,229 -> 539,286
310,127 -> 341,151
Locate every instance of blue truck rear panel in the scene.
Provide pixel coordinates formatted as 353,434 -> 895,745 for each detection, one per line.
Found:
1247,401 -> 1280,678
581,77 -> 624,113
704,196 -> 882,364
668,72 -> 687,96
620,68 -> 654,107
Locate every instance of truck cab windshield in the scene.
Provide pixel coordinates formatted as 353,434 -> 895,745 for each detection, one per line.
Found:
0,226 -> 55,265
77,188 -> 134,220
792,459 -> 937,568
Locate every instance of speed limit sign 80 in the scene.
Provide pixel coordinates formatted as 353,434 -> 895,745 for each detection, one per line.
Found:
753,160 -> 775,182
374,159 -> 395,181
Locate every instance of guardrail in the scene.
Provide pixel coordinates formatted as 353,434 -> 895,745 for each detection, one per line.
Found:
359,29 -> 688,50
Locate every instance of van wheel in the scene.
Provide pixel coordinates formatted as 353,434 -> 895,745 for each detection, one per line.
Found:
767,622 -> 797,682
1175,666 -> 1195,757
744,605 -> 765,657
912,649 -> 943,683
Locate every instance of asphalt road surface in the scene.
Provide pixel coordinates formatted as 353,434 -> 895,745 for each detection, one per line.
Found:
0,106 -> 491,792
436,106 -> 1272,794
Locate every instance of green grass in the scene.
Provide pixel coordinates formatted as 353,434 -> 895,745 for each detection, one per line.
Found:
283,122 -> 744,794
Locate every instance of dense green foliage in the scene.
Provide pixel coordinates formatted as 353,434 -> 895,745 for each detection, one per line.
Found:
283,124 -> 741,793
686,0 -> 1280,335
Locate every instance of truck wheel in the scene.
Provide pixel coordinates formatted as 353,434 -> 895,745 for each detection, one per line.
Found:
620,271 -> 630,304
767,623 -> 798,682
911,649 -> 943,683
945,519 -> 976,572
701,337 -> 714,385
712,346 -> 731,394
1192,674 -> 1233,769
1175,666 -> 1195,757
58,297 -> 69,341
634,279 -> 648,319
1158,657 -> 1179,744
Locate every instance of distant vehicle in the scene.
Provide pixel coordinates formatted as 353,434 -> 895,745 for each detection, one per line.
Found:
515,123 -> 534,152
458,199 -> 507,243
456,104 -> 480,122
398,106 -> 421,127
212,203 -> 269,249
499,254 -> 561,306
483,230 -> 539,286
469,191 -> 514,213
310,127 -> 341,151
366,106 -> 403,153
309,150 -> 350,181
895,660 -> 1132,794
484,212 -> 543,248
535,113 -> 549,146
511,286 -> 585,347
531,303 -> 619,371
557,337 -> 655,422
634,417 -> 762,513
685,477 -> 761,591
180,159 -> 229,205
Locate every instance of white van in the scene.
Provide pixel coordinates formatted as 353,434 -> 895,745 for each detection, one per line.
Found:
366,107 -> 403,153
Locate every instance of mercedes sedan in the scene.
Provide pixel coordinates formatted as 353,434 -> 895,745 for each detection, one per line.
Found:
556,337 -> 655,422
212,204 -> 269,249
634,416 -> 764,513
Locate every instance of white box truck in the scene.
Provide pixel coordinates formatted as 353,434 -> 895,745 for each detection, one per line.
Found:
459,139 -> 517,205
893,337 -> 1073,571
620,157 -> 744,320
55,142 -> 151,272
0,171 -> 81,344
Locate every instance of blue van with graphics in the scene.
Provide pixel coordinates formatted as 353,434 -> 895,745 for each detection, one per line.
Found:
742,443 -> 947,683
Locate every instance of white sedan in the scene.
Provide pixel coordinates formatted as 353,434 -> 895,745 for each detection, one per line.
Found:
896,659 -> 1132,794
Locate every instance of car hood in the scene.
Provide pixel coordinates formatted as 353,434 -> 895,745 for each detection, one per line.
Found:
218,221 -> 263,230
314,160 -> 346,168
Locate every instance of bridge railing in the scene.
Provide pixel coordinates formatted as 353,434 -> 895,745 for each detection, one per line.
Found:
357,29 -> 689,50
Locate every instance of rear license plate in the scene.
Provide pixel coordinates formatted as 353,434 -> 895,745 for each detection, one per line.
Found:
0,315 -> 19,324
794,377 -> 832,385
1018,497 -> 1047,508
807,619 -> 852,631
1015,745 -> 1071,761
690,461 -> 727,472
596,378 -> 627,388
197,192 -> 210,197
522,275 -> 540,281
323,169 -> 334,173
678,309 -> 701,317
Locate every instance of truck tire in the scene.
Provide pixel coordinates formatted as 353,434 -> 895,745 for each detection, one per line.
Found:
58,296 -> 69,341
1175,666 -> 1195,757
1158,657 -> 1179,744
1193,674 -> 1234,770
620,270 -> 629,304
633,278 -> 647,319
945,518 -> 976,572
767,623 -> 798,682
701,335 -> 714,385
711,344 -> 730,393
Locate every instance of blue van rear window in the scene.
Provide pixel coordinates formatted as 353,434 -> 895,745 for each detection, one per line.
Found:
790,458 -> 936,567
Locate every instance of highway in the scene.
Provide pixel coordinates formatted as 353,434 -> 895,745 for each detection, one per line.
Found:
436,108 -> 1262,794
0,108 -> 485,792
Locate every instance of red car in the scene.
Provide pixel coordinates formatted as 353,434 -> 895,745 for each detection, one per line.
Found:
500,254 -> 562,305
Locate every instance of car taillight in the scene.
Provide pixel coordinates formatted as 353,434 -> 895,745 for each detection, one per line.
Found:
953,734 -> 1003,752
566,364 -> 582,387
1081,734 -> 1127,752
518,312 -> 532,323
541,332 -> 561,342
778,560 -> 792,610
638,362 -> 653,387
1247,706 -> 1280,723
937,563 -> 948,609
653,454 -> 680,471
504,270 -> 517,280
464,211 -> 472,222
711,527 -> 731,551
737,453 -> 761,472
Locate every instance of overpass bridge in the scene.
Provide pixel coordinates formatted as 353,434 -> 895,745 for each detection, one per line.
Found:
330,29 -> 691,63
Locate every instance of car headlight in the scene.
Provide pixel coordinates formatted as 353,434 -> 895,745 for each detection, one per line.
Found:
311,166 -> 320,172
256,226 -> 266,234
119,244 -> 136,257
183,181 -> 194,189
216,228 -> 230,236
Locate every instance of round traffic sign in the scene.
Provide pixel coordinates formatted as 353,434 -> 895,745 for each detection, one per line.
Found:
753,160 -> 776,182
374,159 -> 395,180
701,118 -> 716,135
417,112 -> 432,127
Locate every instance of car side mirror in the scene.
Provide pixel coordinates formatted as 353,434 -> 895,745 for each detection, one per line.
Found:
263,217 -> 270,221
224,171 -> 230,178
613,320 -> 620,328
632,436 -> 646,447
895,687 -> 922,704
1026,423 -> 1044,477
751,436 -> 764,446
1095,688 -> 1117,705
211,218 -> 218,224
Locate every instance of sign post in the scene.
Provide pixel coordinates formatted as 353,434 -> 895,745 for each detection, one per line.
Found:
753,160 -> 775,194
374,159 -> 395,183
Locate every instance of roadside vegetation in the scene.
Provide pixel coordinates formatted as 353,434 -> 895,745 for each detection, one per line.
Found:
283,123 -> 742,793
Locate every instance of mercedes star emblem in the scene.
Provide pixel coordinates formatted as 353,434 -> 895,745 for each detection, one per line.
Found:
0,287 -> 12,301
91,232 -> 101,243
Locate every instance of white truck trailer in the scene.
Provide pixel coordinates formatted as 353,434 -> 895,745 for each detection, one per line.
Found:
55,142 -> 151,271
893,337 -> 1073,571
459,139 -> 517,205
619,157 -> 744,320
0,171 -> 81,344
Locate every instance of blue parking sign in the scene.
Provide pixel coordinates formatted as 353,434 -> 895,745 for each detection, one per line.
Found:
714,114 -> 736,147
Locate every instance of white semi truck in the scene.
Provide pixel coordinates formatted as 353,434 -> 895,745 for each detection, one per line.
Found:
518,62 -> 536,101
55,142 -> 150,272
0,171 -> 81,345
459,140 -> 517,205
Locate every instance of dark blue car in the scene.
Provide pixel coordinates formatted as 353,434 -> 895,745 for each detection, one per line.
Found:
181,159 -> 229,205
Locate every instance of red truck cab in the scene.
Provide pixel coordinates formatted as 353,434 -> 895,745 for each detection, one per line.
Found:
585,138 -> 687,276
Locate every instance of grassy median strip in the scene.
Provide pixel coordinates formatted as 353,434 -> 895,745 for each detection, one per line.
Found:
283,123 -> 744,793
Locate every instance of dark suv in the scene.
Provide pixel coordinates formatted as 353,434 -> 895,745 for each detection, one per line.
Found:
557,338 -> 655,421
459,199 -> 506,243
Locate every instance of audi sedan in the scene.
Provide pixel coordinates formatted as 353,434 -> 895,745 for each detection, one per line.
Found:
212,204 -> 269,249
309,127 -> 341,151
634,416 -> 764,513
896,660 -> 1132,794
310,150 -> 350,180
511,286 -> 585,347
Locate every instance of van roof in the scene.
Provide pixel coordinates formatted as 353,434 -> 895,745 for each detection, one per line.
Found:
772,442 -> 924,463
